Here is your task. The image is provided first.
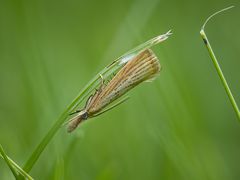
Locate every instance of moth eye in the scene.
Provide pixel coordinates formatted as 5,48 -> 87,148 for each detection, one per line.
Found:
82,112 -> 88,120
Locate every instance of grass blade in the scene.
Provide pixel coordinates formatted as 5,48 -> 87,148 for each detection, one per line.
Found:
0,145 -> 18,178
0,145 -> 34,180
200,6 -> 240,121
22,31 -> 171,173
22,59 -> 120,173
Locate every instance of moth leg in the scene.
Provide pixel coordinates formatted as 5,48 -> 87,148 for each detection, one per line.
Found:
84,95 -> 93,109
92,96 -> 130,117
98,73 -> 106,92
99,73 -> 105,85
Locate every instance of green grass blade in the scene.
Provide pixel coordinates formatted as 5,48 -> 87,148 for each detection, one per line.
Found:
0,145 -> 18,178
200,6 -> 240,121
22,60 -> 120,173
0,145 -> 34,180
22,31 -> 171,173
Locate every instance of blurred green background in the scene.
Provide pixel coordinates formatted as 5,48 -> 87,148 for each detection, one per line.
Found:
0,0 -> 240,179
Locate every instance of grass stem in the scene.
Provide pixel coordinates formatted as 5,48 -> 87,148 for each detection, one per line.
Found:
0,145 -> 33,180
22,31 -> 172,174
200,6 -> 240,121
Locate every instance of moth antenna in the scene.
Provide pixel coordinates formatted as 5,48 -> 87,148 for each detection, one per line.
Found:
69,110 -> 81,115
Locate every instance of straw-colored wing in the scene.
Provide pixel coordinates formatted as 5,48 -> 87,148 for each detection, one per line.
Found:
87,49 -> 161,115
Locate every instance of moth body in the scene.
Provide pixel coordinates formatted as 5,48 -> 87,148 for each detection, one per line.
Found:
68,49 -> 161,132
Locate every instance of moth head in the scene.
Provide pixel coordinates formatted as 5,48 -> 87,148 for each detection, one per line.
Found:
67,110 -> 88,133
78,110 -> 88,120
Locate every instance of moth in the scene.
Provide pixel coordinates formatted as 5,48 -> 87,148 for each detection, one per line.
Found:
67,48 -> 161,132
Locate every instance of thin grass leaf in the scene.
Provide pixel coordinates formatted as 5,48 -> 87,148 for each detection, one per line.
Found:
0,145 -> 18,178
53,157 -> 65,180
115,30 -> 172,66
22,31 -> 171,173
0,145 -> 34,180
200,6 -> 240,121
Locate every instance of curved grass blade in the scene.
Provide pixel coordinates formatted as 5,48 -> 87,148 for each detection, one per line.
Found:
0,145 -> 18,178
0,145 -> 34,180
22,31 -> 171,173
22,59 -> 120,173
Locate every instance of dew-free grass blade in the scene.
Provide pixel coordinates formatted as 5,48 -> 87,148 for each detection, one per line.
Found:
23,31 -> 171,173
200,6 -> 240,121
68,49 -> 161,132
0,145 -> 34,180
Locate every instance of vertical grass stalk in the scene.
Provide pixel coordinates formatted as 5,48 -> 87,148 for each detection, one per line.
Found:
200,6 -> 240,121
